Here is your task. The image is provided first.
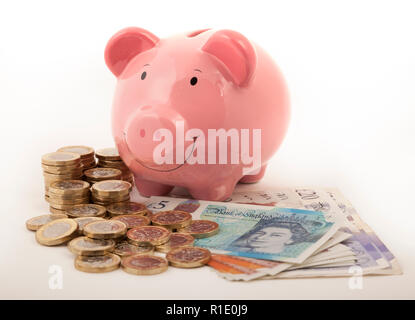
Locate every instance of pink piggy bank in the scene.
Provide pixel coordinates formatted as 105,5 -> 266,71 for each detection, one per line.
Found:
105,27 -> 290,201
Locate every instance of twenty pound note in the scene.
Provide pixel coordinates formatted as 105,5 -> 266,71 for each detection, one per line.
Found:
146,197 -> 340,264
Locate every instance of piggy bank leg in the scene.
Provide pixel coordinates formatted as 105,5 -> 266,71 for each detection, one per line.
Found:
239,165 -> 267,184
188,180 -> 237,201
134,176 -> 174,197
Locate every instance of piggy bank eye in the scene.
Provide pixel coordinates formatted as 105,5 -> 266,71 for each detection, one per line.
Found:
141,71 -> 147,80
190,77 -> 198,86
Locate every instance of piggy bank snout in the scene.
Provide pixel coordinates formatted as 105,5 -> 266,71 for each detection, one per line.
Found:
125,114 -> 179,141
124,109 -> 189,164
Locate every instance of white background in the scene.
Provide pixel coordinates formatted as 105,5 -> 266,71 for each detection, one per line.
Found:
0,0 -> 414,299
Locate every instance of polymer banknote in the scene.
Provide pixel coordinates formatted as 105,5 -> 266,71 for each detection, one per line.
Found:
147,197 -> 340,264
227,187 -> 399,278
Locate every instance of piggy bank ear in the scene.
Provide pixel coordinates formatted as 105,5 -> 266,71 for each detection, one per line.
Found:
202,30 -> 256,87
105,27 -> 159,77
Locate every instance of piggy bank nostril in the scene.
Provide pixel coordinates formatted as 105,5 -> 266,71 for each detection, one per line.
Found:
140,129 -> 146,138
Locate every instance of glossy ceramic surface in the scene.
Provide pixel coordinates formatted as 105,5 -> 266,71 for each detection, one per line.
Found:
105,27 -> 290,201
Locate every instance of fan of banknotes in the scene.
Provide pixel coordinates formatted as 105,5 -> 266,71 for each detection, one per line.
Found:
144,187 -> 401,281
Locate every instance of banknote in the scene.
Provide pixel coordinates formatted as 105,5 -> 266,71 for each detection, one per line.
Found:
289,256 -> 357,270
261,226 -> 389,279
207,254 -> 291,281
223,189 -> 302,208
298,244 -> 355,264
146,197 -> 340,264
205,214 -> 389,280
315,260 -> 356,268
229,187 -> 342,221
325,188 -> 402,275
227,187 -> 399,276
208,231 -> 351,281
281,244 -> 355,270
208,244 -> 355,280
315,231 -> 351,253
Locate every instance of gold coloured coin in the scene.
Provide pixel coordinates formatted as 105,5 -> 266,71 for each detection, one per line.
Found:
48,192 -> 89,200
49,206 -> 67,214
83,220 -> 127,239
127,226 -> 170,246
91,192 -> 130,202
178,220 -> 220,238
111,215 -> 150,229
44,177 -> 83,185
43,172 -> 83,180
166,247 -> 211,268
82,160 -> 97,169
92,199 -> 130,207
121,254 -> 168,275
44,170 -> 84,177
26,214 -> 68,231
35,218 -> 78,246
74,217 -> 105,234
83,156 -> 96,164
95,148 -> 121,160
92,200 -> 129,207
48,197 -> 89,205
48,193 -> 89,201
49,203 -> 80,210
84,168 -> 122,181
68,236 -> 115,256
98,160 -> 128,168
122,173 -> 134,183
41,152 -> 81,166
106,202 -> 149,216
91,180 -> 131,197
74,253 -> 120,273
98,158 -> 126,164
57,146 -> 94,158
151,210 -> 192,230
42,164 -> 83,174
48,180 -> 90,196
156,233 -> 194,253
66,204 -> 106,218
112,241 -> 154,257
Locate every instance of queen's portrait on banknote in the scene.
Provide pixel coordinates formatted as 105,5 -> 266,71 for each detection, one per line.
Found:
229,220 -> 310,254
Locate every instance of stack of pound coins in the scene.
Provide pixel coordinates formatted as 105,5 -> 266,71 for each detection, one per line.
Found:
91,180 -> 132,206
57,146 -> 96,171
73,220 -> 128,273
84,167 -> 122,185
96,148 -> 134,185
41,152 -> 83,199
47,180 -> 90,214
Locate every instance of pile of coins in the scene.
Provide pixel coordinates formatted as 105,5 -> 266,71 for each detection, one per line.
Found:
34,145 -> 220,275
57,146 -> 96,171
91,180 -> 132,206
26,204 -> 218,274
41,152 -> 83,199
47,180 -> 91,214
96,148 -> 134,184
